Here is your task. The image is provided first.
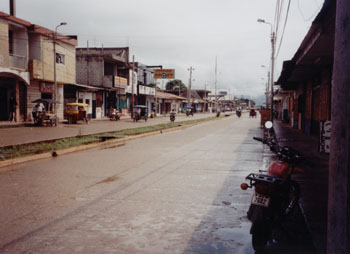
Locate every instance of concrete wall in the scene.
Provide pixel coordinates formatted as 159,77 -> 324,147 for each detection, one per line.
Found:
31,35 -> 76,84
29,34 -> 41,60
0,19 -> 9,67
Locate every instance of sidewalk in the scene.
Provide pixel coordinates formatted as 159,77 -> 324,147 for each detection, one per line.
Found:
274,120 -> 328,253
0,113 -> 216,147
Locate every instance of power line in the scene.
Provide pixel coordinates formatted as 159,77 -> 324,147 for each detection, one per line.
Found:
297,0 -> 323,22
276,0 -> 291,59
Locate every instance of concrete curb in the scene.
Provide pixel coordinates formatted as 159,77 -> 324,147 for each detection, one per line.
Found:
0,119 -> 211,171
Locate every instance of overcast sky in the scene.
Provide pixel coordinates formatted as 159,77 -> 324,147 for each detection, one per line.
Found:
1,0 -> 324,99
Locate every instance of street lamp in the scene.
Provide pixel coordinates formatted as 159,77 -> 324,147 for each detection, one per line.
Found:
261,65 -> 270,109
53,22 -> 67,123
258,18 -> 275,122
187,67 -> 195,107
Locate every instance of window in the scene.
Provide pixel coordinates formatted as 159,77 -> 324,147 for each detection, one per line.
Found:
9,30 -> 13,54
85,99 -> 90,105
56,53 -> 65,65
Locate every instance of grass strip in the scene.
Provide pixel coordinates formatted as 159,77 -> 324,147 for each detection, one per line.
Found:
0,116 -> 221,161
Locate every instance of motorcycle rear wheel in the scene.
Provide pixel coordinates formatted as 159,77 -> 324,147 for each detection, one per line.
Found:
252,222 -> 271,251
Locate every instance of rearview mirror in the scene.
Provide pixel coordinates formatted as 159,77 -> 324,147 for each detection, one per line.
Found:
264,121 -> 273,129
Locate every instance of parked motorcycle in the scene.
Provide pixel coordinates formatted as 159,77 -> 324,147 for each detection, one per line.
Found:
241,121 -> 311,251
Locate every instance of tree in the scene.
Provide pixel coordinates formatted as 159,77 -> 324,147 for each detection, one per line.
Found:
165,79 -> 186,91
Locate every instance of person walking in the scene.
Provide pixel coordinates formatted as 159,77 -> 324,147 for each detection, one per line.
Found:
32,103 -> 39,124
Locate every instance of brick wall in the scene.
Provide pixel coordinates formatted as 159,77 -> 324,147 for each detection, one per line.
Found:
76,55 -> 104,86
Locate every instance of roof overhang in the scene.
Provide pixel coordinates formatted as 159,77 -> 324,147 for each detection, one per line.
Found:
276,0 -> 335,90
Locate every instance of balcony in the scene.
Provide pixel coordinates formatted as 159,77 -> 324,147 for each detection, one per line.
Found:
9,54 -> 27,70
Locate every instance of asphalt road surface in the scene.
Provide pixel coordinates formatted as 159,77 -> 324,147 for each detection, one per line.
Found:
0,115 -> 265,253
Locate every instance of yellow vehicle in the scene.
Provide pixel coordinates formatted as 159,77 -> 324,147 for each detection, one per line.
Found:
65,103 -> 90,124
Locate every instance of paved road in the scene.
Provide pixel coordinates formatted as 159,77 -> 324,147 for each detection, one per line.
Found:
0,115 -> 262,253
0,113 -> 218,147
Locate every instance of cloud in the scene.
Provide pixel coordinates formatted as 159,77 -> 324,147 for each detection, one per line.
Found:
0,0 -> 321,97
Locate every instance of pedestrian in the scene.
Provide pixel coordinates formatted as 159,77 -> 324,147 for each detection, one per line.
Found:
38,102 -> 45,113
32,103 -> 39,124
8,96 -> 17,122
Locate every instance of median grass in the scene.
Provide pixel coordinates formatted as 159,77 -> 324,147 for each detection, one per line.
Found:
0,116 -> 222,161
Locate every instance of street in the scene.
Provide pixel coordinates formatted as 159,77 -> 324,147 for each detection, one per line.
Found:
0,115 -> 264,253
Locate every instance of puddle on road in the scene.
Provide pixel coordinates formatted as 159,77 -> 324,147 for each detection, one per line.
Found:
97,175 -> 119,184
212,222 -> 253,254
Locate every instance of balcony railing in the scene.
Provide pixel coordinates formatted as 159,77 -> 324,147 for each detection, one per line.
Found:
9,54 -> 27,70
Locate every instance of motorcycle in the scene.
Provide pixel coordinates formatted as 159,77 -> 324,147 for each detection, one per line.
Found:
109,108 -> 120,121
241,121 -> 311,251
186,107 -> 194,117
236,110 -> 242,118
170,111 -> 176,122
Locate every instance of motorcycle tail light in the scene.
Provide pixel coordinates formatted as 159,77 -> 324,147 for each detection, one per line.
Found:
240,183 -> 249,190
255,183 -> 269,195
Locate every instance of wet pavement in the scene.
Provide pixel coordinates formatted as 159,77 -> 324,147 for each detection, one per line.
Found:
273,121 -> 328,253
0,114 -> 319,253
0,115 -> 256,253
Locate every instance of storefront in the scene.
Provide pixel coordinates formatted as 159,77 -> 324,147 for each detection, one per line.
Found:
0,71 -> 29,122
64,84 -> 105,119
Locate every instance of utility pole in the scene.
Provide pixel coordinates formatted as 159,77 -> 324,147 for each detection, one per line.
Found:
187,67 -> 194,107
267,71 -> 270,109
328,1 -> 350,253
131,55 -> 135,118
205,84 -> 207,112
53,22 -> 67,124
258,19 -> 275,121
215,56 -> 218,111
270,32 -> 275,122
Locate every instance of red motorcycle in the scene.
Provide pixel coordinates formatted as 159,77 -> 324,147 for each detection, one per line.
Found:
241,121 -> 311,251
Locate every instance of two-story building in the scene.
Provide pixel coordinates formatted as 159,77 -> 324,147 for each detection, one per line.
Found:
0,11 -> 77,122
0,12 -> 30,122
75,47 -> 129,118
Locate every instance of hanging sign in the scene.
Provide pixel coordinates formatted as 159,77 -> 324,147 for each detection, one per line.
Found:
154,69 -> 175,79
114,76 -> 128,88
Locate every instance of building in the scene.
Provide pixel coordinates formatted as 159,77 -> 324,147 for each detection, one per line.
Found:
0,11 -> 77,122
76,47 -> 129,118
276,0 -> 335,138
156,91 -> 186,114
135,63 -> 157,115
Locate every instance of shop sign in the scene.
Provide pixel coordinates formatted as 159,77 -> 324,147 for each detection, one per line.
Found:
139,85 -> 155,96
78,91 -> 85,99
320,121 -> 331,153
114,76 -> 128,89
154,69 -> 175,79
40,83 -> 54,93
